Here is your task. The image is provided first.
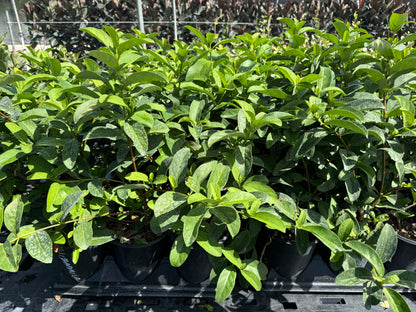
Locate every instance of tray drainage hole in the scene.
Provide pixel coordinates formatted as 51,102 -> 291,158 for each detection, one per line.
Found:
320,298 -> 346,305
85,302 -> 99,311
185,298 -> 208,306
282,302 -> 298,310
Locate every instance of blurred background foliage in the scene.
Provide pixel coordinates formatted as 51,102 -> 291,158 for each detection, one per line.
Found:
21,0 -> 416,53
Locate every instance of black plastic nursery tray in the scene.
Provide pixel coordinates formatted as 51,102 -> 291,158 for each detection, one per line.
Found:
50,252 -> 416,312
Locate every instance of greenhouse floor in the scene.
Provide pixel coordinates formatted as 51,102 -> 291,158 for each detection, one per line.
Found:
0,252 -> 415,312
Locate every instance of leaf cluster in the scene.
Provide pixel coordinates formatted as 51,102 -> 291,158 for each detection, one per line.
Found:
1,14 -> 416,310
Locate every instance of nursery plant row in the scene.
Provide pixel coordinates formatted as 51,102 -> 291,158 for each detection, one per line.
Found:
0,12 -> 416,312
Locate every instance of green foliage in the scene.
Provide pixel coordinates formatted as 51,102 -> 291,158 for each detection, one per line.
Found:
1,15 -> 416,309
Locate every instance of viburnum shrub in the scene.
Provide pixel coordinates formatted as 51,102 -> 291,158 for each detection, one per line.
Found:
0,13 -> 415,311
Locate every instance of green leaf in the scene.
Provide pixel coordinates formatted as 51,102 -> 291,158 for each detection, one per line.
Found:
81,27 -> 113,47
251,207 -> 286,232
383,287 -> 411,312
290,129 -> 327,159
25,231 -> 53,263
221,189 -> 257,205
300,224 -> 344,252
0,74 -> 25,86
345,174 -> 361,202
324,107 -> 364,121
181,82 -> 214,101
274,195 -> 297,220
62,139 -> 78,170
87,50 -> 119,70
391,57 -> 416,74
131,111 -> 154,128
5,122 -> 28,143
376,224 -> 397,263
389,13 -> 409,34
248,86 -> 287,99
125,71 -> 168,86
207,163 -> 230,199
207,130 -> 244,147
0,242 -> 20,272
243,181 -> 278,204
0,148 -> 25,168
335,267 -> 373,286
46,57 -> 62,76
169,234 -> 191,267
370,38 -> 393,59
185,25 -> 206,43
182,204 -> 207,247
24,74 -> 57,86
325,119 -> 367,137
60,191 -> 86,221
169,148 -> 191,186
196,230 -> 222,257
222,248 -> 243,268
123,122 -> 148,156
278,66 -> 297,86
74,217 -> 93,250
338,218 -> 354,241
240,260 -> 267,291
234,145 -> 252,181
317,66 -> 335,91
186,58 -> 212,82
154,192 -> 187,232
84,124 -> 121,141
385,270 -> 416,289
76,70 -> 108,83
125,172 -> 148,182
4,195 -> 23,234
363,280 -> 383,309
340,150 -> 358,171
345,240 -> 385,276
211,206 -> 240,238
215,266 -> 237,302
87,178 -> 104,197
73,99 -> 100,124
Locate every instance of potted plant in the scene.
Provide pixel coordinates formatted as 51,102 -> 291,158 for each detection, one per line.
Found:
1,14 -> 416,312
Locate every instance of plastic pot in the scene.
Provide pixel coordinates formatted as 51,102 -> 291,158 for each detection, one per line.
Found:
176,245 -> 212,284
386,234 -> 416,272
112,233 -> 170,282
262,235 -> 317,280
57,245 -> 105,282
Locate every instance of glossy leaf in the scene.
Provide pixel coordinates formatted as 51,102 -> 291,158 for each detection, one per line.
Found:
123,122 -> 148,156
182,204 -> 207,247
215,266 -> 237,302
383,287 -> 411,312
335,267 -> 373,286
300,224 -> 344,252
169,235 -> 191,267
376,224 -> 397,263
211,206 -> 240,238
60,191 -> 86,221
345,240 -> 385,276
25,231 -> 53,263
154,192 -> 187,232
4,195 -> 24,234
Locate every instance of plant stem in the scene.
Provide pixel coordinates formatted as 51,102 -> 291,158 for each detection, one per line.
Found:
404,202 -> 416,211
260,236 -> 273,263
301,158 -> 311,194
8,215 -> 99,245
0,111 -> 13,123
127,137 -> 138,173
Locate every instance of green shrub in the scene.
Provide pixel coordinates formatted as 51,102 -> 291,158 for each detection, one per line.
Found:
1,13 -> 416,311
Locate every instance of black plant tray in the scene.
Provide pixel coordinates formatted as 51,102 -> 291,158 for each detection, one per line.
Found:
53,252 -> 416,312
